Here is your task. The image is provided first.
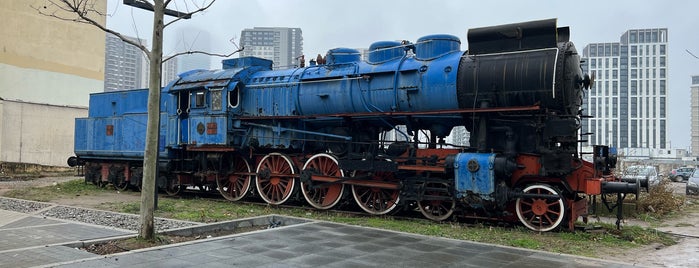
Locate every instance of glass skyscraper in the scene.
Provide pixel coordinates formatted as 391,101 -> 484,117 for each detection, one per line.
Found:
581,28 -> 669,149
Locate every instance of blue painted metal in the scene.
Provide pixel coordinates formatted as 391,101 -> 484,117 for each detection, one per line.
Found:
325,48 -> 361,65
74,88 -> 176,160
454,153 -> 497,200
187,116 -> 227,145
415,34 -> 461,60
222,57 -> 272,70
368,41 -> 404,64
76,32 -> 468,157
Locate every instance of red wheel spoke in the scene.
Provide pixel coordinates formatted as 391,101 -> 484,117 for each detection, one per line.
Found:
301,154 -> 345,210
544,214 -> 554,225
516,184 -> 566,232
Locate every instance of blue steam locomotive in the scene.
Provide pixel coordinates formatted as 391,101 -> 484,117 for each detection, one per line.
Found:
69,19 -> 636,232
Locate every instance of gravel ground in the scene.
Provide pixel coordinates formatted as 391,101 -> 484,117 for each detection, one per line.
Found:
0,196 -> 199,232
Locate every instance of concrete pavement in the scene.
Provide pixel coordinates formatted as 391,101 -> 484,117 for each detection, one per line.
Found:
0,199 -> 638,268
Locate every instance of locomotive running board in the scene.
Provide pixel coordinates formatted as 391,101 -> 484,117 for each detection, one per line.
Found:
236,105 -> 541,120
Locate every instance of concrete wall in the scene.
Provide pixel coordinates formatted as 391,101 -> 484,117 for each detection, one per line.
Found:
0,0 -> 106,107
0,100 -> 87,166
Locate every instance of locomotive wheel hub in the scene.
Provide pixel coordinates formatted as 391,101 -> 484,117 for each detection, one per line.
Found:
531,199 -> 548,215
270,177 -> 280,185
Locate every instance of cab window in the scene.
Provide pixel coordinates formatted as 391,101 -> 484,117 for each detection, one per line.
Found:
229,85 -> 240,108
211,88 -> 223,111
193,92 -> 205,108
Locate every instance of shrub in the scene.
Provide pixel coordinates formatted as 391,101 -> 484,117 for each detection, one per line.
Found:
636,180 -> 684,216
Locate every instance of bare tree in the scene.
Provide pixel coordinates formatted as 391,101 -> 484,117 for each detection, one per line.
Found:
36,0 -> 240,240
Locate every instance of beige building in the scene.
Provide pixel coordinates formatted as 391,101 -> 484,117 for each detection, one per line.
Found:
0,1 -> 106,166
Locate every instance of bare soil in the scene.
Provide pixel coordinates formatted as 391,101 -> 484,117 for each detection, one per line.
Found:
82,226 -> 267,255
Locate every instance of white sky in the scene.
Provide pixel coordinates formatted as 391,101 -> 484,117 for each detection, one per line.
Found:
105,0 -> 699,150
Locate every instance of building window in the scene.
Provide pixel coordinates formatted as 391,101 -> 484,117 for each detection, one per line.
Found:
589,45 -> 597,57
659,45 -> 666,55
631,57 -> 637,67
660,69 -> 666,78
660,97 -> 666,117
660,56 -> 666,67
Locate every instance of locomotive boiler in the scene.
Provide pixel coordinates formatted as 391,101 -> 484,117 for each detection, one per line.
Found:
70,19 -> 637,232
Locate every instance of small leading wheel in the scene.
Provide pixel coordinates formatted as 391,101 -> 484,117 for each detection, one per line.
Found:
217,156 -> 253,201
301,153 -> 345,210
114,176 -> 129,192
164,176 -> 181,196
515,184 -> 566,232
351,171 -> 400,215
417,182 -> 455,221
93,178 -> 107,188
255,153 -> 297,205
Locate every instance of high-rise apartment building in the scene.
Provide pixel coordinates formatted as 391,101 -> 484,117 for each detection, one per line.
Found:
240,27 -> 303,69
162,57 -> 178,85
581,28 -> 669,149
104,34 -> 148,91
691,76 -> 699,157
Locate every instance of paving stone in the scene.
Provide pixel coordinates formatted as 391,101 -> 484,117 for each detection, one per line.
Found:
0,209 -> 636,268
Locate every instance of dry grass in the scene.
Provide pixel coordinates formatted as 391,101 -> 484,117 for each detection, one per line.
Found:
637,180 -> 685,216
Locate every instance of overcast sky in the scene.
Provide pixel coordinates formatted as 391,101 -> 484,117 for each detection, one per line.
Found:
105,0 -> 699,150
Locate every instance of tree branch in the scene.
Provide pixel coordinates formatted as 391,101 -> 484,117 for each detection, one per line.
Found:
688,49 -> 699,61
35,0 -> 151,58
164,0 -> 216,28
163,46 -> 244,64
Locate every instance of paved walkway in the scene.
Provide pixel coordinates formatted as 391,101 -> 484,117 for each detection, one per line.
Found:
0,206 -> 637,268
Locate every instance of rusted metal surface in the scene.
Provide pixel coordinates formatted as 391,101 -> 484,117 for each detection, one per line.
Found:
309,175 -> 400,190
397,165 -> 445,173
185,146 -> 237,152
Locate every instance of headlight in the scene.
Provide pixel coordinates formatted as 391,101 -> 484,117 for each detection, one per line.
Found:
688,181 -> 698,188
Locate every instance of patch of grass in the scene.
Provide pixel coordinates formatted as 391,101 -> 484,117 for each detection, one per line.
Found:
3,178 -> 110,202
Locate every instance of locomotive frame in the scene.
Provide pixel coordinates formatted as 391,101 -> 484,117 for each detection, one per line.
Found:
70,19 -> 638,232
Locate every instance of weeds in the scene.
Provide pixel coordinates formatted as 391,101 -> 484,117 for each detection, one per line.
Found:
637,180 -> 685,216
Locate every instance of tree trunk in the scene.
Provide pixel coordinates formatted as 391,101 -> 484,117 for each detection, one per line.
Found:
139,0 -> 165,241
